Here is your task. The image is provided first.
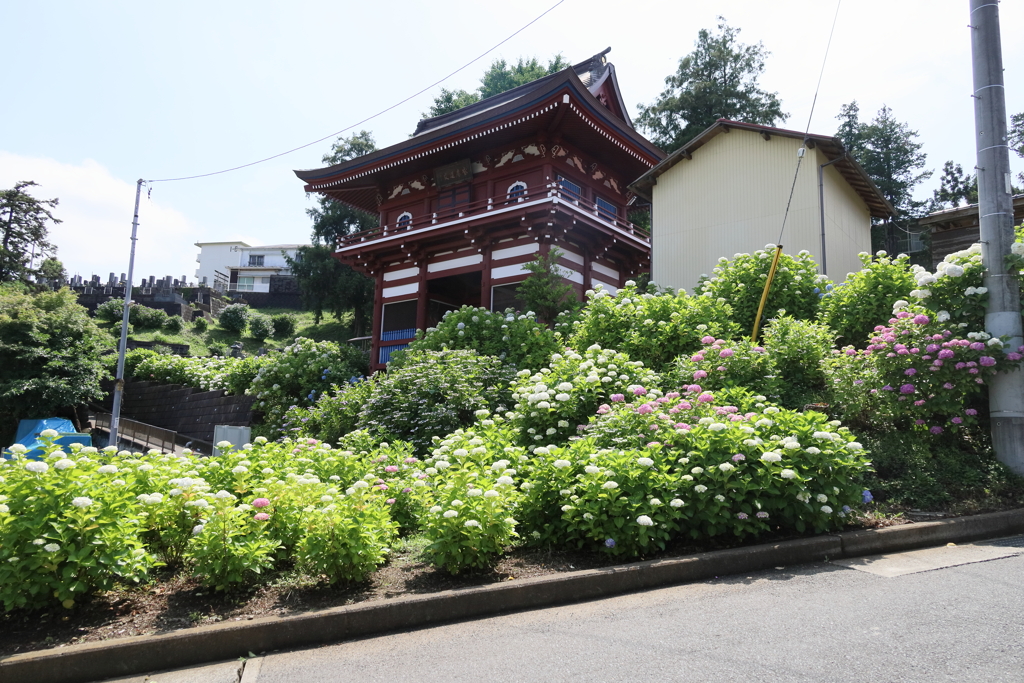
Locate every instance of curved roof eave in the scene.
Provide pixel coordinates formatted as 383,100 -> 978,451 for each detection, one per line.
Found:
295,69 -> 663,189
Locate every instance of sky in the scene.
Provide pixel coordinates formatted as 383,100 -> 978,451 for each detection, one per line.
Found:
2,0 -> 1022,284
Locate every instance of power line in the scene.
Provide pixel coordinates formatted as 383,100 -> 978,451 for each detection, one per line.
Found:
148,0 -> 566,184
777,0 -> 842,244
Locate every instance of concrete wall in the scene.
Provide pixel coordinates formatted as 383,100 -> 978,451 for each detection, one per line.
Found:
651,130 -> 872,292
195,242 -> 248,285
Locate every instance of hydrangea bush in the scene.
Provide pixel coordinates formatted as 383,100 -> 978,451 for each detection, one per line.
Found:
906,245 -> 988,332
508,345 -> 660,447
409,306 -> 559,371
567,282 -> 738,373
696,247 -> 829,334
357,349 -> 515,452
817,251 -> 915,347
823,301 -> 1023,433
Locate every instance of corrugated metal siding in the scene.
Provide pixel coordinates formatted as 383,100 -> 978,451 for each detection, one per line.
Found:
652,132 -> 872,292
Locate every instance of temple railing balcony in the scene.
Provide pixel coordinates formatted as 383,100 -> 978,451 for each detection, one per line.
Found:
335,184 -> 649,252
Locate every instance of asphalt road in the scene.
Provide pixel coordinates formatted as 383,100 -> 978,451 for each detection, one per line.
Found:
239,551 -> 1024,683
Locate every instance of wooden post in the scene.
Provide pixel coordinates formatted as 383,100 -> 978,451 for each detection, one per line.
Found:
480,242 -> 492,310
415,261 -> 429,332
370,271 -> 384,370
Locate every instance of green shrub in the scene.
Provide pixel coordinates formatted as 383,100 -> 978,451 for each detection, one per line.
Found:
192,316 -> 209,332
760,315 -> 834,408
248,312 -> 275,339
508,345 -> 660,447
285,377 -> 376,444
668,336 -> 778,400
295,488 -> 398,582
94,297 -> 126,323
219,303 -> 251,333
162,315 -> 184,334
908,245 -> 989,333
208,342 -> 228,357
247,338 -> 369,438
0,438 -> 157,610
817,252 -> 915,346
568,282 -> 738,373
696,247 -> 829,335
132,306 -> 170,330
410,306 -> 559,372
420,424 -> 521,573
185,491 -> 280,590
357,349 -> 514,452
270,313 -> 296,338
821,301 -> 1022,433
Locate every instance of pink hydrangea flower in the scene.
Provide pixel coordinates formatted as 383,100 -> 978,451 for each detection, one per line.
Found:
674,423 -> 691,430
719,349 -> 734,358
905,368 -> 917,376
610,394 -> 625,402
701,335 -> 716,344
693,370 -> 708,380
752,346 -> 766,353
596,404 -> 611,414
1007,352 -> 1023,361
678,401 -> 692,410
965,408 -> 978,416
687,384 -> 702,393
915,419 -> 925,425
980,356 -> 997,367
666,392 -> 680,399
637,404 -> 654,414
253,512 -> 270,521
697,392 -> 715,403
732,453 -> 746,462
952,417 -> 963,424
386,498 -> 396,505
938,349 -> 954,359
900,384 -> 915,394
896,311 -> 912,319
914,400 -> 925,406
633,386 -> 648,396
913,314 -> 930,325
252,498 -> 271,508
970,342 -> 985,351
930,426 -> 943,434
691,354 -> 705,362
384,465 -> 399,473
943,382 -> 954,389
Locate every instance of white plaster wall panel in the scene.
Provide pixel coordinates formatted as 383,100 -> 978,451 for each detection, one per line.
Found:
591,262 -> 619,279
427,254 -> 483,273
383,282 -> 419,298
563,268 -> 584,285
384,267 -> 419,282
560,249 -> 584,265
491,263 -> 530,279
492,242 -> 540,261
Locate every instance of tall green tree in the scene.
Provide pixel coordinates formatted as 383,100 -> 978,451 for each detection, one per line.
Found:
37,257 -> 67,287
306,131 -> 379,245
0,286 -> 112,442
295,131 -> 377,332
286,245 -> 373,333
836,102 -> 932,253
0,181 -> 60,282
637,18 -> 787,153
425,54 -> 569,117
932,161 -> 978,209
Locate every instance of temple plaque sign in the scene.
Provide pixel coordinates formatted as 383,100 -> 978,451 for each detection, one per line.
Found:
434,159 -> 472,188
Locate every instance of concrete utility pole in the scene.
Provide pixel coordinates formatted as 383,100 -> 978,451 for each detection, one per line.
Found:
109,179 -> 144,448
970,0 -> 1024,474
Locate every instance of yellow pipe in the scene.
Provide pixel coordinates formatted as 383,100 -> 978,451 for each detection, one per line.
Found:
751,245 -> 784,342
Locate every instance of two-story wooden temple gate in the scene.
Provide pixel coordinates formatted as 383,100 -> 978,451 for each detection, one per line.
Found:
295,49 -> 665,370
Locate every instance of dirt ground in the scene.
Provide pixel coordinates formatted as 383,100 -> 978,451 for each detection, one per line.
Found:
0,513 -> 912,658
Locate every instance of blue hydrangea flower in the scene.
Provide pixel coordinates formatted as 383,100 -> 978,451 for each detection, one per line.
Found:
862,490 -> 873,504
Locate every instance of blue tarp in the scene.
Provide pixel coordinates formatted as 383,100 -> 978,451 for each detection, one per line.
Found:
6,418 -> 91,459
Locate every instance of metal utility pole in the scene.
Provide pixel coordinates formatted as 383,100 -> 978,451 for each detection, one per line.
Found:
970,0 -> 1024,474
109,179 -> 144,449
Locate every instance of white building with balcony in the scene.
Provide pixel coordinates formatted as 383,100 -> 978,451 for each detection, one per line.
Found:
195,242 -> 307,293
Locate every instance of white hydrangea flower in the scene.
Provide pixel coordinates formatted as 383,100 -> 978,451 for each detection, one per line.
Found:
464,519 -> 481,527
553,459 -> 571,469
719,463 -> 735,472
637,457 -> 654,467
602,481 -> 619,489
694,485 -> 708,493
714,495 -> 726,502
54,459 -> 76,470
25,461 -> 49,473
760,452 -> 782,462
780,469 -> 797,479
670,499 -> 684,508
443,509 -> 458,518
636,515 -> 654,526
821,505 -> 833,514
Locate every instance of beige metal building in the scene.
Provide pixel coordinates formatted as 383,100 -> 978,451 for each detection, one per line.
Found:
630,120 -> 894,292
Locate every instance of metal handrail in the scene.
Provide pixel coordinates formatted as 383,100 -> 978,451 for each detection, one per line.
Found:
89,411 -> 215,456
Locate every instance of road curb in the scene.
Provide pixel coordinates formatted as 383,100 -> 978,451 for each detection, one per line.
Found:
4,509 -> 1023,683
